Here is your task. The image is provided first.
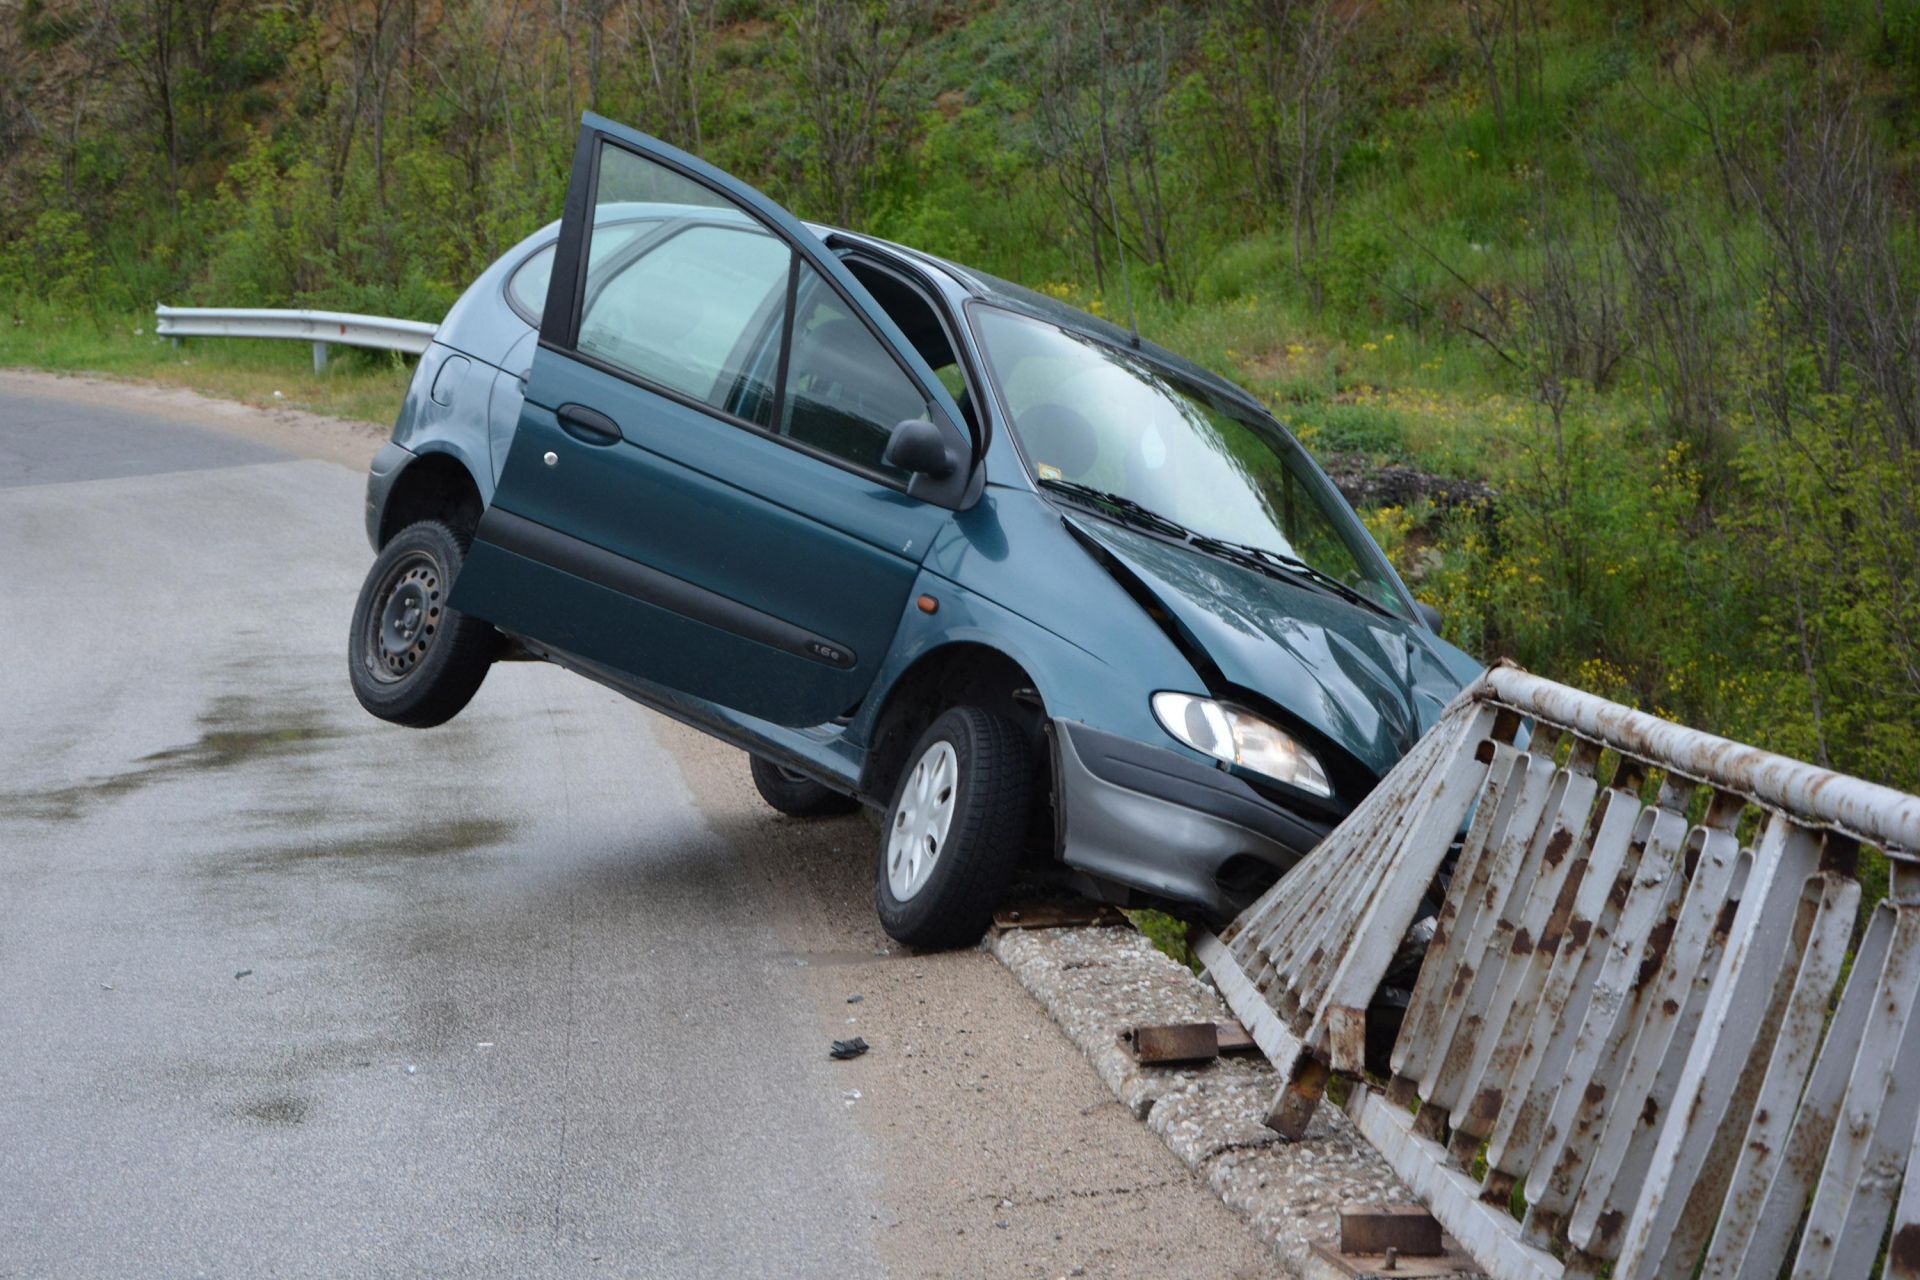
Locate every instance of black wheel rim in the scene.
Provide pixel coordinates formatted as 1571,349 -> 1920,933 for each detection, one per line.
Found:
364,551 -> 444,684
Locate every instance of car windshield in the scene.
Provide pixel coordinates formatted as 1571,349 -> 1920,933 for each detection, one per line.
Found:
971,305 -> 1407,616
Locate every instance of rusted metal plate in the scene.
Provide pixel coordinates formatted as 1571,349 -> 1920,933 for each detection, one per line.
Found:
1124,1022 -> 1220,1065
1215,1021 -> 1260,1055
1348,1087 -> 1561,1280
1265,1055 -> 1332,1140
1340,1203 -> 1445,1256
1310,1241 -> 1482,1279
991,900 -> 1128,931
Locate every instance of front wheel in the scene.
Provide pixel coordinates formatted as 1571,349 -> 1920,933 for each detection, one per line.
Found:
348,520 -> 496,728
874,707 -> 1032,950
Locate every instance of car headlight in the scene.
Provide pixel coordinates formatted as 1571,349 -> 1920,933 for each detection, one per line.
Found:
1150,691 -> 1332,798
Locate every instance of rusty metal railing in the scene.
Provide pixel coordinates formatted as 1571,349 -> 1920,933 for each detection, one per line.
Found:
1198,662 -> 1920,1280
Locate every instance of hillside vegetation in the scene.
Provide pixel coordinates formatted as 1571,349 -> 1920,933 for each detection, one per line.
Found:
5,0 -> 1919,792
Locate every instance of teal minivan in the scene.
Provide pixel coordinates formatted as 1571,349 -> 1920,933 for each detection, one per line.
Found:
349,113 -> 1482,948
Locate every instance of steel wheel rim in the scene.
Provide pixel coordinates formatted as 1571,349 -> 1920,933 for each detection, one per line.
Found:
363,551 -> 444,684
887,740 -> 958,902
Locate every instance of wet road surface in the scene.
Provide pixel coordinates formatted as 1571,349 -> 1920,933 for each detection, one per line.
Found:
0,377 -> 1278,1280
0,392 -> 884,1277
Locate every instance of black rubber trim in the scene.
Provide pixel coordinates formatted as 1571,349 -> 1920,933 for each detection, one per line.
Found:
1058,721 -> 1330,852
476,506 -> 858,669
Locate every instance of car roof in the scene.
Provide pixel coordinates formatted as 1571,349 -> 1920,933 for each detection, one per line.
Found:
816,226 -> 1272,420
449,202 -> 1271,423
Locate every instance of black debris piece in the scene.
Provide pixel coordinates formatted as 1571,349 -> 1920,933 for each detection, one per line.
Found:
830,1037 -> 869,1060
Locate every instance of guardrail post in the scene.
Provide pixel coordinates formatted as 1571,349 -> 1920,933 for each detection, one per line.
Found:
312,341 -> 328,374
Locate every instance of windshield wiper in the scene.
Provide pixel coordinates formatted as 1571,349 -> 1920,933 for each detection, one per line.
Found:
1036,478 -> 1195,540
1188,534 -> 1392,616
1038,478 -> 1391,616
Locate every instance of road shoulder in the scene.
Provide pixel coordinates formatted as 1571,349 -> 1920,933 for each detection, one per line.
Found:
0,367 -> 390,472
661,720 -> 1281,1279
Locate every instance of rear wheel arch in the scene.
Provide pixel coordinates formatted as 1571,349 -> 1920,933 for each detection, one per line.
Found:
378,452 -> 486,550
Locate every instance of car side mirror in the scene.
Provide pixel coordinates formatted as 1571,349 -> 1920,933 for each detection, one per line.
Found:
883,417 -> 957,479
1415,601 -> 1443,632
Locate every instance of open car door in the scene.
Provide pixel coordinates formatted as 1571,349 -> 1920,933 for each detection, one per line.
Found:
449,113 -> 977,727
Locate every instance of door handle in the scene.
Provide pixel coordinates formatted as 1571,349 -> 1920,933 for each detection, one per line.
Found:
556,402 -> 623,446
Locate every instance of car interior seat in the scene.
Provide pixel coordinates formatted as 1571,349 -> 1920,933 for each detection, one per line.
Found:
785,317 -> 922,471
1014,403 -> 1100,480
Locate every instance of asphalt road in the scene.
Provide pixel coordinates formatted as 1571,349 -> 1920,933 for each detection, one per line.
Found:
0,375 -> 1276,1280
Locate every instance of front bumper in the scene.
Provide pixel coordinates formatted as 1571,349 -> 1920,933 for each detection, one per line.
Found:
1051,719 -> 1332,923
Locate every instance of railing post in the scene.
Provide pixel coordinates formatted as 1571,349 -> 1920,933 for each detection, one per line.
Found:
312,340 -> 328,374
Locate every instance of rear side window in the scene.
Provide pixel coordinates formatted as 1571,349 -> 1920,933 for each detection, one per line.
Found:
505,221 -> 652,326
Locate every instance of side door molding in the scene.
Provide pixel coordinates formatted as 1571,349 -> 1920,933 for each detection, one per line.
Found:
477,506 -> 858,670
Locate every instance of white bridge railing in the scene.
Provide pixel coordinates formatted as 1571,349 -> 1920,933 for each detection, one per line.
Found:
154,306 -> 436,373
1201,661 -> 1920,1280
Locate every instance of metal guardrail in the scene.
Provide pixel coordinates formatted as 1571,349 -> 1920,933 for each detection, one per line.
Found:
154,306 -> 437,373
1201,661 -> 1920,1280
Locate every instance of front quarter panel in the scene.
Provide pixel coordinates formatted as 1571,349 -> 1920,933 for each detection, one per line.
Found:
865,486 -> 1328,921
864,487 -> 1204,750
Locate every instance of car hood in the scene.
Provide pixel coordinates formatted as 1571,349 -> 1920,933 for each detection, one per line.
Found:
1067,517 -> 1483,778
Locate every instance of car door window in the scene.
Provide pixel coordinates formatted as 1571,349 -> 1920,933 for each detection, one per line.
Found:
780,264 -> 923,479
573,144 -> 791,426
579,223 -> 790,425
556,138 -> 951,486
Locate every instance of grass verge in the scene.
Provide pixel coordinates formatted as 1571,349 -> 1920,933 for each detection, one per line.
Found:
1,297 -> 409,426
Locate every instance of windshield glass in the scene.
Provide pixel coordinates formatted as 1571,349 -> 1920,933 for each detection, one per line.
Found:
972,305 -> 1407,616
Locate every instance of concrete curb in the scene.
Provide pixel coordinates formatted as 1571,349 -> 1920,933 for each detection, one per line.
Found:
987,924 -> 1416,1276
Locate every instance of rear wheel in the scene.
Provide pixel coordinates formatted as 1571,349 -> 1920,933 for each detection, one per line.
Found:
348,519 -> 496,728
749,755 -> 859,817
874,706 -> 1031,950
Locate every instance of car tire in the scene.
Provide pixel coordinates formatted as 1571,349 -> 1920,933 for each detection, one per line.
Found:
749,755 -> 860,817
874,706 -> 1031,950
348,520 -> 496,728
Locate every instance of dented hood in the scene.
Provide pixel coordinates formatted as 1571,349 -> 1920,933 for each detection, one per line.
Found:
1068,517 -> 1482,778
